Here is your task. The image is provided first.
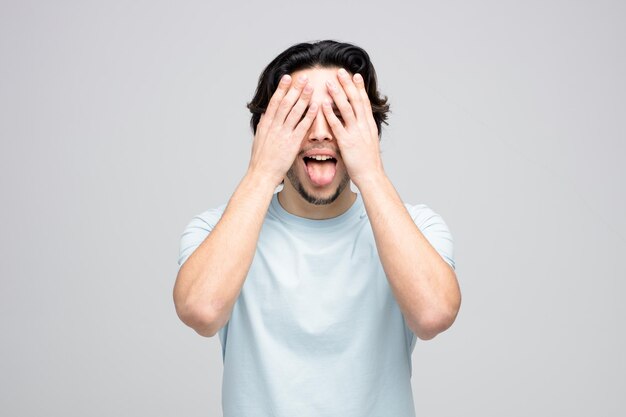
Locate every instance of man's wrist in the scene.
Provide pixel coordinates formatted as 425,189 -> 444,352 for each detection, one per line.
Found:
243,168 -> 282,194
351,168 -> 388,191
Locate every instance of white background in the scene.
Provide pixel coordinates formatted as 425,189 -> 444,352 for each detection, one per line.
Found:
1,0 -> 624,415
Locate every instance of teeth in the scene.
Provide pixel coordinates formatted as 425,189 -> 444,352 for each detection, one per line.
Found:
306,155 -> 334,161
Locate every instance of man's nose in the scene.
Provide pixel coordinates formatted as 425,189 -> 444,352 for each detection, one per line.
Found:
307,109 -> 334,141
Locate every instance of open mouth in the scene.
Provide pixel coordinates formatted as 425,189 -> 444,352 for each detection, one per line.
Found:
302,156 -> 337,187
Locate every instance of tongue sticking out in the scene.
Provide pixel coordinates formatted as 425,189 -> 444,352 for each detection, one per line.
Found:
305,160 -> 337,186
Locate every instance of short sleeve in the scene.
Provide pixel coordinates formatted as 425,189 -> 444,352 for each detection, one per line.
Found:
406,203 -> 455,271
177,206 -> 226,271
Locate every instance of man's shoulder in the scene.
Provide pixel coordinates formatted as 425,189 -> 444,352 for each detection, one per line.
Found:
178,202 -> 229,268
402,201 -> 453,234
403,201 -> 455,269
403,201 -> 436,222
191,201 -> 228,226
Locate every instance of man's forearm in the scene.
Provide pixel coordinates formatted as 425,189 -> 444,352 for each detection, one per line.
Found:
173,170 -> 277,336
356,172 -> 461,340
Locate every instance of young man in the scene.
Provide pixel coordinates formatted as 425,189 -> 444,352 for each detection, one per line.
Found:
174,40 -> 461,417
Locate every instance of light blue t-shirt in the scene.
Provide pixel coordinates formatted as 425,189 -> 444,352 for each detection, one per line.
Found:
178,190 -> 455,417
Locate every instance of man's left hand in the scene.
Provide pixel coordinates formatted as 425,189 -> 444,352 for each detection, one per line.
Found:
322,68 -> 385,188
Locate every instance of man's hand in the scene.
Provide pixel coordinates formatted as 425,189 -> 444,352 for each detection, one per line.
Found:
248,74 -> 318,187
322,68 -> 385,188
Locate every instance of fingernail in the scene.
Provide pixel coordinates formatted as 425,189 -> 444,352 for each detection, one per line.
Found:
298,75 -> 308,83
338,68 -> 348,77
354,73 -> 363,83
281,74 -> 291,84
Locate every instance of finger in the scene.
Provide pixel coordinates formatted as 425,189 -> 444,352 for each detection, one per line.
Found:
283,82 -> 314,129
353,72 -> 378,136
292,101 -> 319,138
260,74 -> 292,131
272,74 -> 309,128
337,68 -> 365,121
326,77 -> 356,127
321,99 -> 348,138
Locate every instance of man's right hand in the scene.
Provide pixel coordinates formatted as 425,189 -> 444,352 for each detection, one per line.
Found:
247,74 -> 318,187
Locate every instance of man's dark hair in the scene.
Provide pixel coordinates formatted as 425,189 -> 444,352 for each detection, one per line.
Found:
246,40 -> 390,138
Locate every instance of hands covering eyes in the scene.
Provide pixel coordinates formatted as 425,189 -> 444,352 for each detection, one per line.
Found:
247,74 -> 318,187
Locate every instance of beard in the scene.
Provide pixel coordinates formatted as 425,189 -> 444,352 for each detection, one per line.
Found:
285,162 -> 351,206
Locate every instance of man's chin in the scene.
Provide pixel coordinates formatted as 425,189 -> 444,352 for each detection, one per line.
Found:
302,189 -> 340,206
297,182 -> 340,206
285,169 -> 350,206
